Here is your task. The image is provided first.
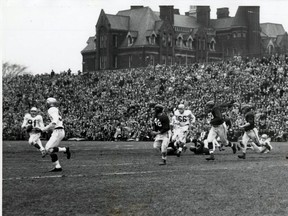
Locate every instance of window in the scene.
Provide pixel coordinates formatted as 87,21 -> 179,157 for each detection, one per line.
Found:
129,55 -> 132,68
113,35 -> 118,47
233,32 -> 237,38
162,56 -> 166,65
128,35 -> 133,46
242,32 -> 246,38
168,34 -> 172,47
151,35 -> 156,45
177,36 -> 183,47
188,38 -> 193,49
162,34 -> 167,47
100,56 -> 106,69
100,34 -> 106,48
237,32 -> 242,38
114,56 -> 118,68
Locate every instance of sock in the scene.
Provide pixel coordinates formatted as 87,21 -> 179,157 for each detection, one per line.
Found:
53,160 -> 61,169
58,147 -> 67,152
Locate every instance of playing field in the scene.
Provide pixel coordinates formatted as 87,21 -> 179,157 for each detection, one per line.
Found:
3,140 -> 288,216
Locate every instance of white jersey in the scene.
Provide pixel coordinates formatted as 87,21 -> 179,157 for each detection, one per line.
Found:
174,109 -> 195,127
21,113 -> 44,129
47,107 -> 64,129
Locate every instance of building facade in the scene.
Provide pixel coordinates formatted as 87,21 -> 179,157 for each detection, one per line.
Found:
81,5 -> 287,71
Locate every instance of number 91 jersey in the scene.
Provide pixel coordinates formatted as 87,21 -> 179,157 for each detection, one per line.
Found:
48,107 -> 64,128
174,109 -> 195,127
22,113 -> 44,129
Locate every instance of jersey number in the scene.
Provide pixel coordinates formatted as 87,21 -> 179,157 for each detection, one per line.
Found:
177,116 -> 188,122
154,119 -> 162,127
28,119 -> 36,127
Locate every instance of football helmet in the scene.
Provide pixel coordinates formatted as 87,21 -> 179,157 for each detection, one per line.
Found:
46,97 -> 57,107
178,104 -> 185,114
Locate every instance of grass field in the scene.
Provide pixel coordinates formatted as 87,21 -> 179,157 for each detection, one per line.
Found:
3,140 -> 288,216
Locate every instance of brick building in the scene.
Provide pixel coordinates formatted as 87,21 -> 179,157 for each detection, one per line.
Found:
81,5 -> 287,71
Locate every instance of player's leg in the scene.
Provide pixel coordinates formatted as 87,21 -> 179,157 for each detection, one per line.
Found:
45,130 -> 70,159
218,124 -> 237,154
238,132 -> 250,159
28,133 -> 42,149
160,135 -> 170,165
206,127 -> 217,160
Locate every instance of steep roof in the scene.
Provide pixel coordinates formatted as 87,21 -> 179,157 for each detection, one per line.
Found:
210,17 -> 234,30
260,23 -> 286,38
117,7 -> 161,46
81,36 -> 96,53
275,33 -> 288,47
106,14 -> 129,30
154,12 -> 200,29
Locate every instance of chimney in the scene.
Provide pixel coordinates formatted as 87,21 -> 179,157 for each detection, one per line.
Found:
185,5 -> 197,17
159,5 -> 174,25
174,9 -> 180,15
217,8 -> 229,19
130,6 -> 143,10
196,6 -> 210,27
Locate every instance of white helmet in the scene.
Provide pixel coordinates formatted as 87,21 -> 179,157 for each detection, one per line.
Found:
178,104 -> 185,109
46,97 -> 57,107
30,107 -> 38,112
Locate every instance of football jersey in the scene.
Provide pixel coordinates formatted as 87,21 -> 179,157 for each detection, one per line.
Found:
244,111 -> 255,131
174,110 -> 195,126
153,113 -> 170,134
22,113 -> 44,129
47,107 -> 64,129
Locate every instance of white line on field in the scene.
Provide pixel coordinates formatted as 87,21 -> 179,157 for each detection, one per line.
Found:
3,170 -> 174,181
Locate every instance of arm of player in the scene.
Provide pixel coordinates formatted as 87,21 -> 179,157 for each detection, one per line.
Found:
42,122 -> 56,132
238,122 -> 250,129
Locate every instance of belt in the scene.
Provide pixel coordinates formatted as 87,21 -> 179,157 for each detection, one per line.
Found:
55,127 -> 64,130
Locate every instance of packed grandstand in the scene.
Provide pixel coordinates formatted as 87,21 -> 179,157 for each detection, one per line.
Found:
2,54 -> 288,142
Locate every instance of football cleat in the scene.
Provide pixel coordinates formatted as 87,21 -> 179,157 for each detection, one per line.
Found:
206,153 -> 215,161
49,167 -> 62,172
159,159 -> 166,166
238,153 -> 246,159
64,147 -> 71,159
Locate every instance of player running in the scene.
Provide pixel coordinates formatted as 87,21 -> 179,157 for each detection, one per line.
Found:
171,104 -> 196,157
237,105 -> 272,159
21,107 -> 45,156
205,100 -> 237,161
151,104 -> 170,165
41,97 -> 71,172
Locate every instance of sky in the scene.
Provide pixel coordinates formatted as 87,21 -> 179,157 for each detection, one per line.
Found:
1,0 -> 288,75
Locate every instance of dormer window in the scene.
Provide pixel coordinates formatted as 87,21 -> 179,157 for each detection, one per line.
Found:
168,34 -> 172,47
128,35 -> 133,46
209,37 -> 216,51
127,31 -> 138,47
187,36 -> 193,49
176,34 -> 183,47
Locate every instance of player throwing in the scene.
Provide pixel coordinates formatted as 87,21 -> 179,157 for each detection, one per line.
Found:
171,104 -> 195,157
151,104 -> 170,165
42,97 -> 71,172
21,107 -> 45,156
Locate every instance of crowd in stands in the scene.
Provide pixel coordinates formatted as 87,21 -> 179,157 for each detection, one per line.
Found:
3,54 -> 288,142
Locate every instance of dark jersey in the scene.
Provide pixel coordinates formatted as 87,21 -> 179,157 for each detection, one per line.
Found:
208,106 -> 225,126
153,113 -> 170,134
244,111 -> 255,131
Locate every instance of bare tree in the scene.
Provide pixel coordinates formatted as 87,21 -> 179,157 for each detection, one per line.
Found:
2,62 -> 31,80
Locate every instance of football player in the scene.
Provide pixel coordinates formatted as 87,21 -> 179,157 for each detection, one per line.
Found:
237,105 -> 272,159
171,104 -> 196,157
151,104 -> 170,165
41,97 -> 71,172
21,107 -> 45,155
205,100 -> 237,161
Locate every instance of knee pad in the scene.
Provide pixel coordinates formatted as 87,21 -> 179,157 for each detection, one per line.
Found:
50,153 -> 58,162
